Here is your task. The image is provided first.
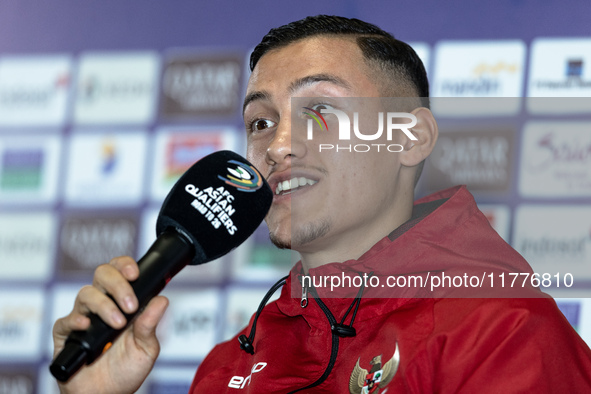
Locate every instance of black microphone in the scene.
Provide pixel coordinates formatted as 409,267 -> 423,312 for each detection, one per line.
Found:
50,150 -> 272,382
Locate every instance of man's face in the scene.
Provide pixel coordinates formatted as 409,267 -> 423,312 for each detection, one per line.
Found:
243,36 -> 410,260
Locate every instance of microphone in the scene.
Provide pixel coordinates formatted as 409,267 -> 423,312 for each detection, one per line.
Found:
50,150 -> 272,382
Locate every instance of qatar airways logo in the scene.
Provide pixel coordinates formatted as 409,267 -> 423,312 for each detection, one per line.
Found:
303,107 -> 417,153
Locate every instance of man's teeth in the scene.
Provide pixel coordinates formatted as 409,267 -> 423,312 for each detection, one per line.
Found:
275,177 -> 317,194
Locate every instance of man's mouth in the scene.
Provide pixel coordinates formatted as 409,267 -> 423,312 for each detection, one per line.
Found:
275,177 -> 318,195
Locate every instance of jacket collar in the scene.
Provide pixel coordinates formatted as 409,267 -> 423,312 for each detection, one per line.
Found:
273,186 -> 475,320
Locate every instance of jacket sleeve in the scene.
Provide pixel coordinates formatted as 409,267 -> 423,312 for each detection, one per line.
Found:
419,297 -> 591,393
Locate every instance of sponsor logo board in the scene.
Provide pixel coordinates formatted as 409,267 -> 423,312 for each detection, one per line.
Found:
0,212 -> 56,281
156,289 -> 220,360
0,369 -> 37,394
519,121 -> 591,198
57,211 -> 139,275
423,128 -> 515,194
528,38 -> 591,107
513,205 -> 591,280
0,135 -> 61,203
150,127 -> 238,202
160,52 -> 243,118
0,55 -> 71,127
64,131 -> 148,205
431,41 -> 525,115
0,288 -> 44,361
73,51 -> 159,125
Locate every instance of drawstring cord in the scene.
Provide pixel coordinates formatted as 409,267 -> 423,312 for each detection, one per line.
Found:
238,275 -> 288,355
238,271 -> 372,354
329,272 -> 372,338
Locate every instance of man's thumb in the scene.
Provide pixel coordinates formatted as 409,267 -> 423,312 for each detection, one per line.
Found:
132,296 -> 169,359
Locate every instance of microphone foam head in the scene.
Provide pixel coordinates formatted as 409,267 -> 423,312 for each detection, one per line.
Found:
156,150 -> 272,265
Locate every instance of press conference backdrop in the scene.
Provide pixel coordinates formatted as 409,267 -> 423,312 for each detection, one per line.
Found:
0,1 -> 590,392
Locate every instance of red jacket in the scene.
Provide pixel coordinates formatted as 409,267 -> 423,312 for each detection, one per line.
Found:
190,186 -> 591,393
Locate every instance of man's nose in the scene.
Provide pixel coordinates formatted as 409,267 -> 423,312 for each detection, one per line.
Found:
265,116 -> 307,167
266,118 -> 291,166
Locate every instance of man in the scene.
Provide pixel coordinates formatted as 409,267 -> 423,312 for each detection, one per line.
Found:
53,15 -> 591,393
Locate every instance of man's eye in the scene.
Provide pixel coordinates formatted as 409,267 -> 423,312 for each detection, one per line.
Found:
251,119 -> 276,132
311,103 -> 333,112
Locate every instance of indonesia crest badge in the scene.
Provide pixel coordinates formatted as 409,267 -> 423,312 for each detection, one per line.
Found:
349,343 -> 399,394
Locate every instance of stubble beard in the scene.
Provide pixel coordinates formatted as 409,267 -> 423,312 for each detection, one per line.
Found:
269,218 -> 332,250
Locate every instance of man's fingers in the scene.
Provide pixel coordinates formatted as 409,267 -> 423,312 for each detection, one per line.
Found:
75,285 -> 127,329
52,313 -> 90,357
109,256 -> 140,281
53,313 -> 90,339
132,296 -> 169,359
92,261 -> 138,315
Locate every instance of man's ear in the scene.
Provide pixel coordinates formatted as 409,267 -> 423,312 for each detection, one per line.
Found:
399,107 -> 438,168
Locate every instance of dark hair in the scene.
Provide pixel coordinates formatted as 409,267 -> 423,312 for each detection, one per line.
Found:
250,15 -> 429,105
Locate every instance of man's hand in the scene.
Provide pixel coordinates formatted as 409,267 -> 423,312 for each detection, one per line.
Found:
52,256 -> 169,394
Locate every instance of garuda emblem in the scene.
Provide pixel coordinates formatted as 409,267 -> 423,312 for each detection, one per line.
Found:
349,343 -> 399,394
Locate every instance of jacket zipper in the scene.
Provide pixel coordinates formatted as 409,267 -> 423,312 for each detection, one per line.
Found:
288,289 -> 339,393
301,282 -> 308,308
